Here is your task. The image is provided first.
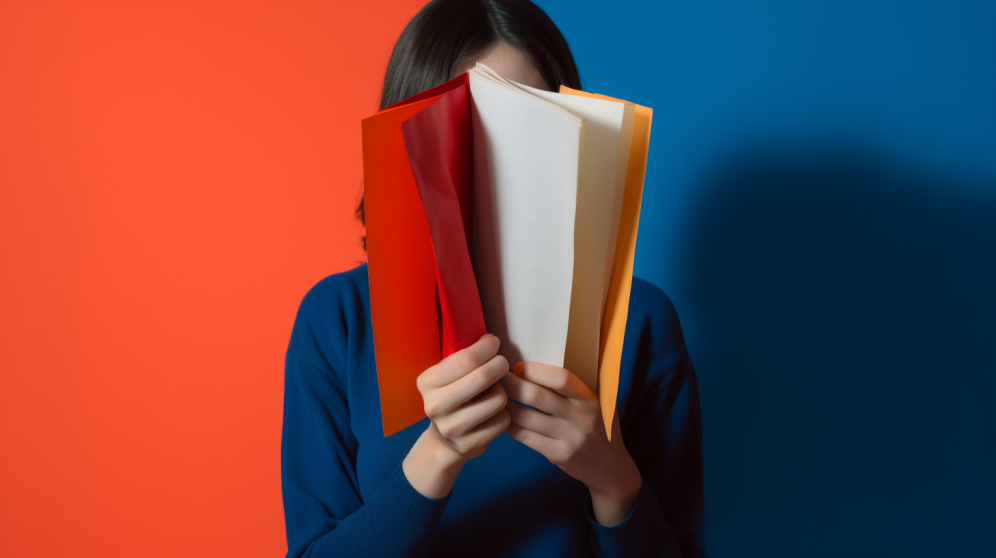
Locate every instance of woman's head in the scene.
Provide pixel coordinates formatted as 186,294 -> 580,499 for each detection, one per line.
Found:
357,0 -> 581,247
380,0 -> 581,108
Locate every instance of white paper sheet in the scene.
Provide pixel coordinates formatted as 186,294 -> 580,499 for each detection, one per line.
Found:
504,83 -> 634,392
467,66 -> 583,369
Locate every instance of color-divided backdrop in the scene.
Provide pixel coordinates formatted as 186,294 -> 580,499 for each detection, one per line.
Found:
1,2 -> 993,557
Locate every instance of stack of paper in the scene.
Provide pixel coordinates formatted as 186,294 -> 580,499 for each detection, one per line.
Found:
362,63 -> 652,439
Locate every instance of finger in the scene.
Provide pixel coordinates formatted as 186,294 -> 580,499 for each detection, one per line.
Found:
513,361 -> 595,402
429,354 -> 508,416
505,398 -> 565,440
434,381 -> 507,439
504,420 -> 566,463
445,353 -> 508,407
455,408 -> 511,454
423,334 -> 499,388
499,371 -> 571,418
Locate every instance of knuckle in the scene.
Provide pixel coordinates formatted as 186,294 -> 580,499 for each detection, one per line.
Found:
490,395 -> 507,416
562,441 -> 578,461
556,373 -> 571,392
437,423 -> 454,440
550,442 -> 570,464
551,370 -> 567,391
423,398 -> 439,419
452,353 -> 477,373
473,367 -> 493,393
527,385 -> 546,408
480,358 -> 504,383
495,385 -> 508,407
577,414 -> 601,438
581,419 -> 596,438
505,408 -> 521,428
583,398 -> 600,413
517,407 -> 539,429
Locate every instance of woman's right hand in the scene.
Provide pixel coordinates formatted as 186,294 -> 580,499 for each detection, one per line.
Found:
402,333 -> 511,498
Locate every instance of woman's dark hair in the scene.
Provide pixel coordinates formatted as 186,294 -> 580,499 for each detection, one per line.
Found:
356,0 -> 581,250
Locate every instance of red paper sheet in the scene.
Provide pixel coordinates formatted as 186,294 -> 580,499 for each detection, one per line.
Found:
402,75 -> 485,357
362,73 -> 479,437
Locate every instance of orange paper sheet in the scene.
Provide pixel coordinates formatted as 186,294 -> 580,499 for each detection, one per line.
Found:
560,86 -> 652,442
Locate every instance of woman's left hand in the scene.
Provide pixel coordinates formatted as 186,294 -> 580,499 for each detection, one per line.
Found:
500,361 -> 644,526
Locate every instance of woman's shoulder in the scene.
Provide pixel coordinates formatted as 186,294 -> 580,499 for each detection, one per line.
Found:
625,275 -> 693,393
628,275 -> 684,335
286,262 -> 370,378
299,262 -> 369,307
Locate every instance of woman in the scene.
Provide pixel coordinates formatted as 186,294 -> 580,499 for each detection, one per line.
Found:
280,0 -> 706,556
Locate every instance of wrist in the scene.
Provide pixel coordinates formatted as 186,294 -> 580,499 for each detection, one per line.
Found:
423,423 -> 469,473
588,455 -> 643,526
402,425 -> 467,499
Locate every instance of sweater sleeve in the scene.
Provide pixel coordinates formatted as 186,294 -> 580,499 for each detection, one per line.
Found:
585,284 -> 707,557
281,348 -> 450,558
280,271 -> 452,558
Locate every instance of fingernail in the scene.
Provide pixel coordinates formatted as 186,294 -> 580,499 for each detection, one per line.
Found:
513,362 -> 524,375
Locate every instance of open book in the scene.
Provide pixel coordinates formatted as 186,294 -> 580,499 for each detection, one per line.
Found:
362,63 -> 653,439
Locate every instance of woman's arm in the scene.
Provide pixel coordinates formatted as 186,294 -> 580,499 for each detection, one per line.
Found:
281,275 -> 510,558
585,279 -> 707,558
585,351 -> 706,558
281,348 -> 451,558
499,281 -> 706,558
500,354 -> 704,558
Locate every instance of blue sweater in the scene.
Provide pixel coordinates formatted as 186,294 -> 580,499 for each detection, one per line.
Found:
281,263 -> 706,557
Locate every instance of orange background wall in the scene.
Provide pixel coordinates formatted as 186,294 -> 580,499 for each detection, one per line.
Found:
0,1 -> 425,555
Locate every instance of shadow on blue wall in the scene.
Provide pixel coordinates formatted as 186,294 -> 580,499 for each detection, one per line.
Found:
533,0 -> 996,552
677,145 -> 996,556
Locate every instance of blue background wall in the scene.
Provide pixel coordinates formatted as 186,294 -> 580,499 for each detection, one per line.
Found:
535,1 -> 996,556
